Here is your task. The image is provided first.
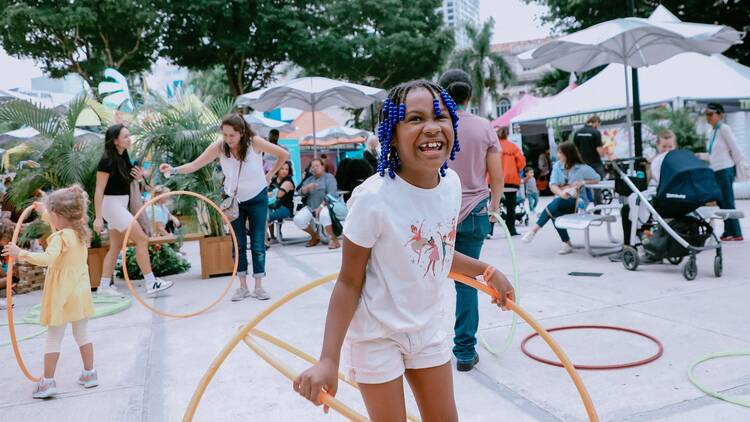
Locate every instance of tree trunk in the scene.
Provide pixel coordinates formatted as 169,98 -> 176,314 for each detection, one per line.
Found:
225,64 -> 243,97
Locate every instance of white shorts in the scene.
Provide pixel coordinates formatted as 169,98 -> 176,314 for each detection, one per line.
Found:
101,195 -> 133,232
293,206 -> 332,230
342,325 -> 451,384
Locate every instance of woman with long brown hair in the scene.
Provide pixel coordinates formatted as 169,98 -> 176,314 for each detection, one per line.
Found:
160,114 -> 289,301
94,124 -> 173,296
522,141 -> 600,254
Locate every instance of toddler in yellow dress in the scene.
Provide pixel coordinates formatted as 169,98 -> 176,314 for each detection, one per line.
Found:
3,185 -> 97,399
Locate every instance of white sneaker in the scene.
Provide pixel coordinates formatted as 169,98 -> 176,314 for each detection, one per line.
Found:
78,370 -> 99,389
146,278 -> 173,296
522,231 -> 536,243
249,287 -> 270,300
96,283 -> 125,297
0,298 -> 11,310
32,379 -> 57,399
231,287 -> 251,302
558,243 -> 574,255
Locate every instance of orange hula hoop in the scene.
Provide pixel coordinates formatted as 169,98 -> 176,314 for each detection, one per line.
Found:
184,272 -> 600,422
121,191 -> 238,319
448,272 -> 599,422
5,205 -> 42,382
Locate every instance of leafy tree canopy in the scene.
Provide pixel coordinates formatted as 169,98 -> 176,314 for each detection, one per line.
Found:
526,0 -> 750,66
158,0 -> 313,97
0,0 -> 160,91
292,0 -> 454,89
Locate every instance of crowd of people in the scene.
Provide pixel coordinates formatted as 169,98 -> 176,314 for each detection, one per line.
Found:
1,67 -> 747,421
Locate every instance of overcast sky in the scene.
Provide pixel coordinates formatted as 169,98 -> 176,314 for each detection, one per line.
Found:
482,0 -> 553,43
0,1 -> 553,90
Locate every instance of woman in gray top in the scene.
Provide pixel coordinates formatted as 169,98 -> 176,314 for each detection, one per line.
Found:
293,158 -> 340,248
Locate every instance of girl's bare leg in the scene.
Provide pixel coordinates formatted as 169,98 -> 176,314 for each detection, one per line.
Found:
79,343 -> 94,371
359,376 -> 408,422
405,362 -> 458,422
43,353 -> 60,379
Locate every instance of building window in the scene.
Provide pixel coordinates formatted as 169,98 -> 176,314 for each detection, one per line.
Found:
497,98 -> 511,116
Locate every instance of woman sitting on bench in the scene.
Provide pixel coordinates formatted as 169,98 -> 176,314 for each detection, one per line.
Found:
522,142 -> 601,254
267,161 -> 295,245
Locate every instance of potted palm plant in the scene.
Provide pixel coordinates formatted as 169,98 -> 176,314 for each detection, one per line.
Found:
0,97 -> 107,287
135,94 -> 236,278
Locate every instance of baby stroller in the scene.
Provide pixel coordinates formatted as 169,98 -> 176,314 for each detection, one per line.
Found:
611,150 -> 744,280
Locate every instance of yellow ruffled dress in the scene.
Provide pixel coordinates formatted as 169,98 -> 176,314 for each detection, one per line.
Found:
19,225 -> 94,327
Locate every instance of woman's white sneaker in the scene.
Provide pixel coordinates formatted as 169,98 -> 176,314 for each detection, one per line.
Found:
558,243 -> 574,255
96,283 -> 124,297
522,231 -> 536,243
146,278 -> 173,296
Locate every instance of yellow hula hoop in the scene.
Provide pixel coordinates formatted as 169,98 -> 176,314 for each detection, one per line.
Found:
183,273 -> 338,421
5,205 -> 41,382
121,191 -> 238,319
244,328 -> 421,422
184,271 -> 599,422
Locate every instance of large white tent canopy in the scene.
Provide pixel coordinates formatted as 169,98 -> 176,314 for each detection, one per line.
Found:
512,52 -> 750,127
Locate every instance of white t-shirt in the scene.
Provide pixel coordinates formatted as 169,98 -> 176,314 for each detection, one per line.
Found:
649,152 -> 667,188
343,169 -> 462,342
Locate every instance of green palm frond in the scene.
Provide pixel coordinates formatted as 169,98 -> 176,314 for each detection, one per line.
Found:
0,100 -> 62,138
209,97 -> 235,120
63,96 -> 90,132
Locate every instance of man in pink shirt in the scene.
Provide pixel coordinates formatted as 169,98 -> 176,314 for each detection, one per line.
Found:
439,69 -> 504,371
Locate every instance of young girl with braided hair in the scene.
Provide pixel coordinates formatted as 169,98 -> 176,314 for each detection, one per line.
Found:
294,80 -> 515,421
3,186 -> 98,398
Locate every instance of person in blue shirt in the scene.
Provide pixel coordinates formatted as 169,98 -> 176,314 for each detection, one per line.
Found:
522,141 -> 601,254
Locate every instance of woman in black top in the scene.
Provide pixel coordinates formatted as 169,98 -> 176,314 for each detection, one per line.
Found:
267,161 -> 295,244
93,124 -> 172,296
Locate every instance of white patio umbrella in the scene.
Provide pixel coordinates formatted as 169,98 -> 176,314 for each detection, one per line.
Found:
519,5 -> 743,155
235,77 -> 386,155
242,112 -> 296,138
302,126 -> 371,142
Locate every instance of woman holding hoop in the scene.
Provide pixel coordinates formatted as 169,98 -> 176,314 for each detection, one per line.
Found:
160,114 -> 289,301
94,124 -> 173,297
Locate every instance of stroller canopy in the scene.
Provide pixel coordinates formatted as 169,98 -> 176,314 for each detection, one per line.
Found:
655,149 -> 722,218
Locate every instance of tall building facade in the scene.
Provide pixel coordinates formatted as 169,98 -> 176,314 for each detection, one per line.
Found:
442,0 -> 480,48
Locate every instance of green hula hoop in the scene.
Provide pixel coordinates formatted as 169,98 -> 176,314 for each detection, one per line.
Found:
1,296 -> 131,347
476,212 -> 521,356
20,295 -> 132,324
687,350 -> 750,408
0,321 -> 47,347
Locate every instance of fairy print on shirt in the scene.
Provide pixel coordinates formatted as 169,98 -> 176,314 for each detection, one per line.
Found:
405,217 -> 457,278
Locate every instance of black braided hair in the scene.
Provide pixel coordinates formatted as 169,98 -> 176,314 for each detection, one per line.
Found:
377,80 -> 461,179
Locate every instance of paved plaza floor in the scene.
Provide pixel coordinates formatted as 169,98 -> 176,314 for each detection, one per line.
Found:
2,198 -> 749,421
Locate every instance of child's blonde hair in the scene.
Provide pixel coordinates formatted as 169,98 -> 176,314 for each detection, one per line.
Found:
657,129 -> 676,144
44,185 -> 92,245
153,185 -> 171,197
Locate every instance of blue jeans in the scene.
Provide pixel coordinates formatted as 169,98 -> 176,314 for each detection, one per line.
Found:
527,192 -> 539,213
536,197 -> 577,242
231,188 -> 268,277
453,199 -> 491,363
268,206 -> 292,222
714,167 -> 742,237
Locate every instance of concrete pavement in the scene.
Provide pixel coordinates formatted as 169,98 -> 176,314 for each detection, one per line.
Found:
2,198 -> 749,421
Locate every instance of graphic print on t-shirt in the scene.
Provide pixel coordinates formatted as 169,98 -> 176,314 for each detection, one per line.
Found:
405,217 -> 457,277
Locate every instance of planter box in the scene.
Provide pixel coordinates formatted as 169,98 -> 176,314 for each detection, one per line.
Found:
198,235 -> 234,279
87,247 -> 108,289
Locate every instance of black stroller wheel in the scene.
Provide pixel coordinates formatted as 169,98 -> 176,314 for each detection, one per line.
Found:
623,246 -> 639,271
601,189 -> 613,205
667,256 -> 683,265
683,255 -> 698,281
714,255 -> 722,278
